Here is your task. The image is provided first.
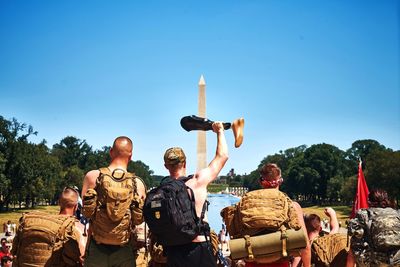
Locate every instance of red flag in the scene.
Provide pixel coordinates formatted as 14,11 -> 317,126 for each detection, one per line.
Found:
350,160 -> 369,218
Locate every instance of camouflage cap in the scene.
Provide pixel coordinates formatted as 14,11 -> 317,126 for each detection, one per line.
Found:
164,147 -> 186,165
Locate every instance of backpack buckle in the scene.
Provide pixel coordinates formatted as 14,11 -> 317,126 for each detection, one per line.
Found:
112,169 -> 125,179
244,235 -> 255,261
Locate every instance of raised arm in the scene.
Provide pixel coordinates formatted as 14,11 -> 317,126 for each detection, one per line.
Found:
324,207 -> 339,234
195,121 -> 228,186
324,208 -> 339,234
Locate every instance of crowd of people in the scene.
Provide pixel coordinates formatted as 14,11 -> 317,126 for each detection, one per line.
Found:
0,221 -> 15,266
0,122 -> 398,267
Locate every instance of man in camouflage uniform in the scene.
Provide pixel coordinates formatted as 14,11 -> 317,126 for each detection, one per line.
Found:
347,189 -> 400,267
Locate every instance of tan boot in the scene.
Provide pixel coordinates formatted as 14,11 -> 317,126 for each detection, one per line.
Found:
232,118 -> 244,148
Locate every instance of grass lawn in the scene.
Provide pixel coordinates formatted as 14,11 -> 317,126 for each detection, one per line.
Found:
0,206 -> 59,228
302,205 -> 352,227
0,204 -> 353,230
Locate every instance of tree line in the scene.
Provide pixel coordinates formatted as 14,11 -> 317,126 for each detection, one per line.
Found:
1,115 -> 399,210
0,116 -> 154,211
226,141 -> 399,205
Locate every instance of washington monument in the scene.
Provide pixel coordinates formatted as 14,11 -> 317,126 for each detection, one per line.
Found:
197,75 -> 207,170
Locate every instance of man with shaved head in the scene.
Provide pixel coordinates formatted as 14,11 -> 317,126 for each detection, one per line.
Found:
82,136 -> 147,267
112,136 -> 133,158
12,187 -> 85,266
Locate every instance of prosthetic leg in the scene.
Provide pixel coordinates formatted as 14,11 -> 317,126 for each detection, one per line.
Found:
180,115 -> 245,148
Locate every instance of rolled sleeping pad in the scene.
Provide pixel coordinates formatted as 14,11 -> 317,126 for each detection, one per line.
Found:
229,228 -> 307,261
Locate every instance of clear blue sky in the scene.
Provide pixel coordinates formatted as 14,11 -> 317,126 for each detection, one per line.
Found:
1,1 -> 399,176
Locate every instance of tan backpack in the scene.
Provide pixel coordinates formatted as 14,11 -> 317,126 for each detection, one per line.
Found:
221,189 -> 301,238
87,167 -> 143,245
311,233 -> 349,267
221,189 -> 303,263
11,211 -> 80,267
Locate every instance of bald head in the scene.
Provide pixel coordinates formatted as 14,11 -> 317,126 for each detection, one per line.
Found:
111,136 -> 133,159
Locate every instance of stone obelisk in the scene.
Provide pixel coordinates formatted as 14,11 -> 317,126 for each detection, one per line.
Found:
197,75 -> 207,171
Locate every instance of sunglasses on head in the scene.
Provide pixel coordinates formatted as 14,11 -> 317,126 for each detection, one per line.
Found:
63,186 -> 79,193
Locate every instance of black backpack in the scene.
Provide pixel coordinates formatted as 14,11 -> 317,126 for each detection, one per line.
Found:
143,176 -> 209,246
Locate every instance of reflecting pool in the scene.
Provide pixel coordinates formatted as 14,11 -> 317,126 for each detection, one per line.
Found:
207,193 -> 241,232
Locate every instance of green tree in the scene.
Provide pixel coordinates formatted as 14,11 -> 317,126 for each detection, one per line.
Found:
61,166 -> 85,191
7,141 -> 62,208
340,175 -> 357,203
30,142 -> 63,206
129,160 -> 154,188
0,152 -> 9,202
282,147 -> 307,197
0,116 -> 38,210
52,136 -> 93,170
84,146 -> 111,171
346,139 -> 387,172
302,144 -> 349,201
365,149 -> 400,201
242,170 -> 261,191
326,175 -> 346,201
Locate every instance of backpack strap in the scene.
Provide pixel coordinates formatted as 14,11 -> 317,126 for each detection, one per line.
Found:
181,174 -> 194,182
199,200 -> 209,222
178,174 -> 209,232
279,225 -> 288,258
57,216 -> 74,242
244,235 -> 255,261
201,200 -> 213,253
161,175 -> 193,184
124,171 -> 138,196
97,167 -> 132,182
95,167 -> 109,188
60,216 -> 79,243
129,173 -> 145,220
11,213 -> 26,257
51,216 -> 76,266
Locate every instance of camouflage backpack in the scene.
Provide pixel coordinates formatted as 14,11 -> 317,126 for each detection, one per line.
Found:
311,233 -> 349,267
82,167 -> 144,245
221,189 -> 303,263
348,207 -> 400,267
221,188 -> 301,239
11,211 -> 80,267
